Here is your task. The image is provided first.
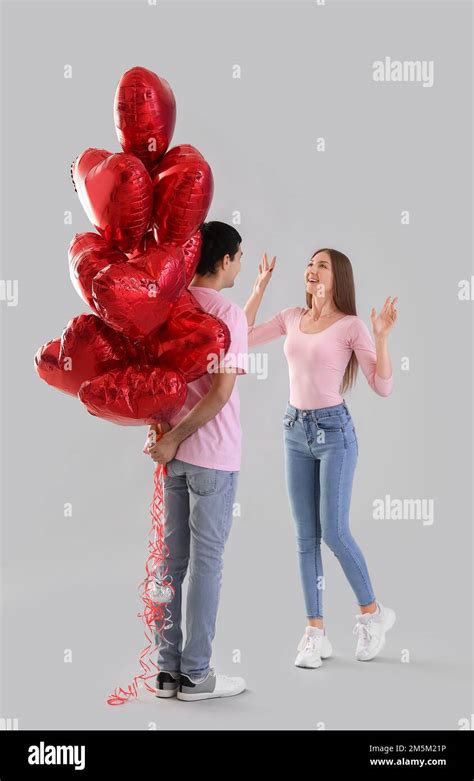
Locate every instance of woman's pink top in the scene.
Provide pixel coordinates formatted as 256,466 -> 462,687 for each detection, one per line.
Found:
248,307 -> 393,409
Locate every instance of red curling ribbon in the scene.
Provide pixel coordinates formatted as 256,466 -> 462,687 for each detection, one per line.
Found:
107,439 -> 173,705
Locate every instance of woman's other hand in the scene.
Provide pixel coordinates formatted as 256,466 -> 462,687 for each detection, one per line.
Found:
370,296 -> 398,338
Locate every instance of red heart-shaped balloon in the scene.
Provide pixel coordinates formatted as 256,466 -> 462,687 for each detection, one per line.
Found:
181,230 -> 203,286
78,365 -> 187,426
92,245 -> 185,339
34,337 -> 66,390
73,151 -> 153,253
146,289 -> 230,383
151,144 -> 213,246
70,147 -> 111,196
128,227 -> 202,283
69,232 -> 128,312
128,228 -> 202,280
126,228 -> 159,260
34,314 -> 131,396
114,66 -> 176,170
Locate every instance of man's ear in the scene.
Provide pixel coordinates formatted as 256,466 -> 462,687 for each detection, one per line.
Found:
221,253 -> 231,269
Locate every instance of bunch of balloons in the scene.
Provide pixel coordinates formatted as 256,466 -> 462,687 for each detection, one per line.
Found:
35,66 -> 230,426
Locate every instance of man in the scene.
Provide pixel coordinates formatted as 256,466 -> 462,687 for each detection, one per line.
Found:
146,221 -> 248,702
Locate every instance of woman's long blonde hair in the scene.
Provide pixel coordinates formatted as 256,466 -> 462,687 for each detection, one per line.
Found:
305,248 -> 358,395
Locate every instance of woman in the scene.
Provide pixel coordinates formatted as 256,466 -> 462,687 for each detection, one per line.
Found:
244,248 -> 398,668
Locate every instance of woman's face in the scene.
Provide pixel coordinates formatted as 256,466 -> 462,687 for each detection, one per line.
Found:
305,251 -> 334,300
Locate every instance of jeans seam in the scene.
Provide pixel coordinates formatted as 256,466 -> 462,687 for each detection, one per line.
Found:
223,472 -> 235,539
336,448 -> 374,602
312,460 -> 322,617
182,472 -> 236,680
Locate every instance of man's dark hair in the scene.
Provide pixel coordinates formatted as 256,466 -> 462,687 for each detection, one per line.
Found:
196,221 -> 242,276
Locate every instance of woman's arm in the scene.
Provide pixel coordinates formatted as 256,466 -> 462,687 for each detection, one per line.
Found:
244,288 -> 264,328
247,311 -> 288,347
349,297 -> 398,396
243,253 -> 287,346
371,296 -> 397,383
244,252 -> 276,326
374,334 -> 392,382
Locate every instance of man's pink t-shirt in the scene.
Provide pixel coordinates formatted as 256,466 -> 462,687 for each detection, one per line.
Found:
168,286 -> 248,471
248,307 -> 393,409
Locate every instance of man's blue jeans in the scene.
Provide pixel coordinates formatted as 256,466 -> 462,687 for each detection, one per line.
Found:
283,400 -> 376,618
156,458 -> 238,681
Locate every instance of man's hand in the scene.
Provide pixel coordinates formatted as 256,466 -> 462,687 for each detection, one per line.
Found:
143,371 -> 239,465
148,430 -> 179,464
143,421 -> 171,454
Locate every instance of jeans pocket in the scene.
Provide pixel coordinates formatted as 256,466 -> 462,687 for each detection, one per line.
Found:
316,414 -> 344,432
187,468 -> 218,496
342,418 -> 357,447
283,413 -> 296,429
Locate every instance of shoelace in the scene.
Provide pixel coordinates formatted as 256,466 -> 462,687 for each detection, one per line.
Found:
352,620 -> 375,647
301,634 -> 322,653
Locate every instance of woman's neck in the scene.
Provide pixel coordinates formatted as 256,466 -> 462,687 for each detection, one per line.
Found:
309,300 -> 339,320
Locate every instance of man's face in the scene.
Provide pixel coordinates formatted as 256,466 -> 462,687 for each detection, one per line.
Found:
222,243 -> 243,287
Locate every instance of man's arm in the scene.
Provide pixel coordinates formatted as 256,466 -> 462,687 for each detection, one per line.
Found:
147,369 -> 238,464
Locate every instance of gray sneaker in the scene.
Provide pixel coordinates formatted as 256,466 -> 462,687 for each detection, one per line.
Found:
155,671 -> 180,698
177,667 -> 246,701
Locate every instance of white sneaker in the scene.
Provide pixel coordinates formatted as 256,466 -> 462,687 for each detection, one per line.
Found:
353,602 -> 396,661
177,668 -> 246,701
294,628 -> 333,668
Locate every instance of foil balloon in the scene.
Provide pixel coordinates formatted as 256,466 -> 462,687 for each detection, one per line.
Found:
70,147 -> 111,195
79,365 -> 187,426
151,144 -> 213,246
34,314 -> 130,396
127,228 -> 159,260
181,230 -> 202,286
69,232 -> 128,312
72,151 -> 153,254
114,66 -> 176,169
34,338 -> 66,390
92,245 -> 185,339
149,289 -> 231,383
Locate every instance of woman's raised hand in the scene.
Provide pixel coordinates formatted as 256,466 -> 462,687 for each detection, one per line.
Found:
370,296 -> 398,338
252,253 -> 276,296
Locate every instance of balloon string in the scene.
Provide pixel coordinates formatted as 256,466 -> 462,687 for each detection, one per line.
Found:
107,441 -> 174,705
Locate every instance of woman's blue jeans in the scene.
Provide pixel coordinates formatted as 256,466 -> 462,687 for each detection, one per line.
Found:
283,400 -> 376,618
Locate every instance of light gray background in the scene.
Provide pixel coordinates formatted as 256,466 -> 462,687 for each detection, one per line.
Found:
0,0 -> 472,731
